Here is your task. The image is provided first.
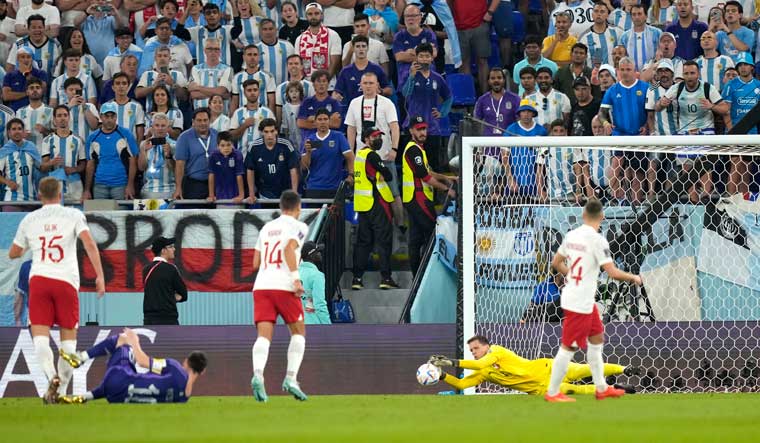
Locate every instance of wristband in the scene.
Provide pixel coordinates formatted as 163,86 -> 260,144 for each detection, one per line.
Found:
291,271 -> 301,281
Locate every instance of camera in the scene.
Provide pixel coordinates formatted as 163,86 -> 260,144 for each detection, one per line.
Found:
151,137 -> 167,146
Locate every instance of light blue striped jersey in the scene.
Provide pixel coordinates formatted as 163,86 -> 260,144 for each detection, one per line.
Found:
696,55 -> 734,92
104,100 -> 146,135
190,63 -> 233,110
0,143 -> 39,201
610,8 -> 632,31
537,147 -> 576,198
142,137 -> 177,195
525,89 -> 572,127
237,16 -> 264,47
51,71 -> 97,105
230,106 -> 275,158
647,5 -> 676,27
259,0 -> 281,23
619,26 -> 662,71
233,69 -> 276,108
645,84 -> 678,135
54,54 -> 104,79
146,109 -> 184,131
0,105 -> 14,146
211,114 -> 231,132
8,36 -> 61,74
16,104 -> 53,149
137,69 -> 188,111
40,132 -> 86,193
69,103 -> 99,143
189,25 -> 234,65
256,40 -> 296,85
579,25 -> 624,66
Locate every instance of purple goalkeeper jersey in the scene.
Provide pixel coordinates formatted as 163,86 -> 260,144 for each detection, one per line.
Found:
103,346 -> 190,403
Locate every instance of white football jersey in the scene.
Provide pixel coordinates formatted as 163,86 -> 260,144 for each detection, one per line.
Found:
557,224 -> 613,314
253,214 -> 309,292
12,204 -> 90,290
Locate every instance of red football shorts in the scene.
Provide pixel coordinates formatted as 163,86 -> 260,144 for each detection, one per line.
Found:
28,276 -> 79,329
561,305 -> 604,349
253,289 -> 304,324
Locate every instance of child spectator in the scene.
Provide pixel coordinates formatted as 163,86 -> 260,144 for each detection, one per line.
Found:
281,81 -> 304,151
207,131 -> 244,203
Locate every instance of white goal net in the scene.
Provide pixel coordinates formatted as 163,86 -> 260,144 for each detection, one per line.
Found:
460,134 -> 760,394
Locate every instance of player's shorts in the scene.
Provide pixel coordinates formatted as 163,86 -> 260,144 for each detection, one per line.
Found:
561,305 -> 604,349
254,289 -> 305,324
28,276 -> 79,329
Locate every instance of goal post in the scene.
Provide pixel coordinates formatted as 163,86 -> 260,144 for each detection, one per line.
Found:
460,134 -> 760,394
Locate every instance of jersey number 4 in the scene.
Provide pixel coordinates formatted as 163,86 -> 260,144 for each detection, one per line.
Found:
262,241 -> 283,269
38,235 -> 64,263
569,257 -> 583,285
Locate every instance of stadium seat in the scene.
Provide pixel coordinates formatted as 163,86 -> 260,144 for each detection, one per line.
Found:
512,11 -> 526,44
446,74 -> 477,107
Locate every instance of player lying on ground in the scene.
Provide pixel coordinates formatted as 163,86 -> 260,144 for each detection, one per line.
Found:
429,335 -> 640,395
57,328 -> 207,404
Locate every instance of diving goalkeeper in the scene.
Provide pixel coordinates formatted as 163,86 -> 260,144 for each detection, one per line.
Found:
429,335 -> 640,395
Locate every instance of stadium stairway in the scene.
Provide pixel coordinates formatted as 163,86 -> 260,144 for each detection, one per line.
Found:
339,271 -> 413,324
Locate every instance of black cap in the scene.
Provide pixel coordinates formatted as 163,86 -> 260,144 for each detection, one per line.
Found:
151,236 -> 175,256
411,115 -> 428,129
115,28 -> 133,38
362,126 -> 384,141
573,76 -> 591,88
302,241 -> 324,258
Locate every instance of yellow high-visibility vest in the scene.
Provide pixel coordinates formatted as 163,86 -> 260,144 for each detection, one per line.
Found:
402,141 -> 433,203
354,147 -> 394,212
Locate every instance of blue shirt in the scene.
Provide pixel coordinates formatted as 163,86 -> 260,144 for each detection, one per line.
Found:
244,139 -> 299,198
402,70 -> 452,136
716,28 -> 755,63
601,80 -> 649,136
105,346 -> 189,404
665,20 -> 708,61
175,128 -> 219,181
16,260 -> 32,293
503,121 -> 547,189
723,77 -> 760,134
532,280 -> 561,303
99,80 -> 139,106
2,68 -> 48,111
86,126 -> 139,187
208,149 -> 244,199
392,28 -> 437,87
297,95 -> 343,141
302,130 -> 351,191
335,62 -> 389,105
82,15 -> 117,65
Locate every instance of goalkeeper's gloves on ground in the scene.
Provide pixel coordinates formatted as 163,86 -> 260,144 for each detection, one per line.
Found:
429,355 -> 458,367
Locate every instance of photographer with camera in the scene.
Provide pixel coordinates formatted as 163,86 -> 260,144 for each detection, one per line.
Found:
138,113 -> 176,199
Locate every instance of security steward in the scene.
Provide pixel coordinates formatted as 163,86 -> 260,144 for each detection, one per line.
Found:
402,116 -> 456,276
143,237 -> 188,325
351,126 -> 400,290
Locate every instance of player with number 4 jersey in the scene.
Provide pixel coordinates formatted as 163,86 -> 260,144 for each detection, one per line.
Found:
545,198 -> 642,403
8,177 -> 105,404
250,190 -> 310,403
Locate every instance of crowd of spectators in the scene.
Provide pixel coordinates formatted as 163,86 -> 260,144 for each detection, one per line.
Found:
0,0 -> 756,208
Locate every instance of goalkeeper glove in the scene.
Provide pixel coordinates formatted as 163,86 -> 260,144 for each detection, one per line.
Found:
429,355 -> 458,367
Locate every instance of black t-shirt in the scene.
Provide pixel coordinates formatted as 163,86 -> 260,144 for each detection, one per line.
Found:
142,260 -> 188,320
279,20 -> 309,46
570,98 -> 601,137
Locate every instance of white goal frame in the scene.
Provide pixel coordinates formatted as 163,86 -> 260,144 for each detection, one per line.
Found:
460,134 -> 760,395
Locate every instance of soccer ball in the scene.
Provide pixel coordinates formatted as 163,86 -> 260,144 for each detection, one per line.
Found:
416,363 -> 441,386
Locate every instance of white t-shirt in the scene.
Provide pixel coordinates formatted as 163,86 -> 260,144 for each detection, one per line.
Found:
344,94 -> 398,159
253,214 -> 309,292
557,224 -> 613,314
12,204 -> 90,290
15,4 -> 60,30
323,5 -> 355,28
342,38 -> 389,67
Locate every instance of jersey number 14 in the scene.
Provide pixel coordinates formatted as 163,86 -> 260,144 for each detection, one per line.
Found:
262,241 -> 283,269
570,257 -> 583,285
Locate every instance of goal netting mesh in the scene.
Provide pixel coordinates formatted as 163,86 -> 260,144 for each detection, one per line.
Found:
460,134 -> 760,394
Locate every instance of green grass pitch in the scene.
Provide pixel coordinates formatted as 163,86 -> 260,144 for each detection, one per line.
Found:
2,394 -> 759,442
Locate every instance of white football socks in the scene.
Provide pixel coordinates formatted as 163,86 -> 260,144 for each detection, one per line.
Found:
587,343 -> 608,393
33,336 -> 56,381
252,337 -> 270,379
285,334 -> 306,382
547,347 -> 574,396
57,340 -> 77,395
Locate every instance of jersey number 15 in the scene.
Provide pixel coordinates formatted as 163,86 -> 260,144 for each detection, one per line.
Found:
38,235 -> 64,263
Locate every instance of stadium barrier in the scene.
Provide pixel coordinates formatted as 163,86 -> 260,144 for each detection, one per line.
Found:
0,324 -> 456,398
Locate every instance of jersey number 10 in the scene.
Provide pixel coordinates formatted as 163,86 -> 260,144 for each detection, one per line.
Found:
262,241 -> 283,269
38,235 -> 64,263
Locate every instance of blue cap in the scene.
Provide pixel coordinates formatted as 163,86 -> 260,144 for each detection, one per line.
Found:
100,102 -> 118,114
516,98 -> 538,116
735,52 -> 754,67
17,46 -> 34,56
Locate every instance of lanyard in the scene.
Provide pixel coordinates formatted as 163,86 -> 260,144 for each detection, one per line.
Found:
490,92 -> 504,126
197,136 -> 210,158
